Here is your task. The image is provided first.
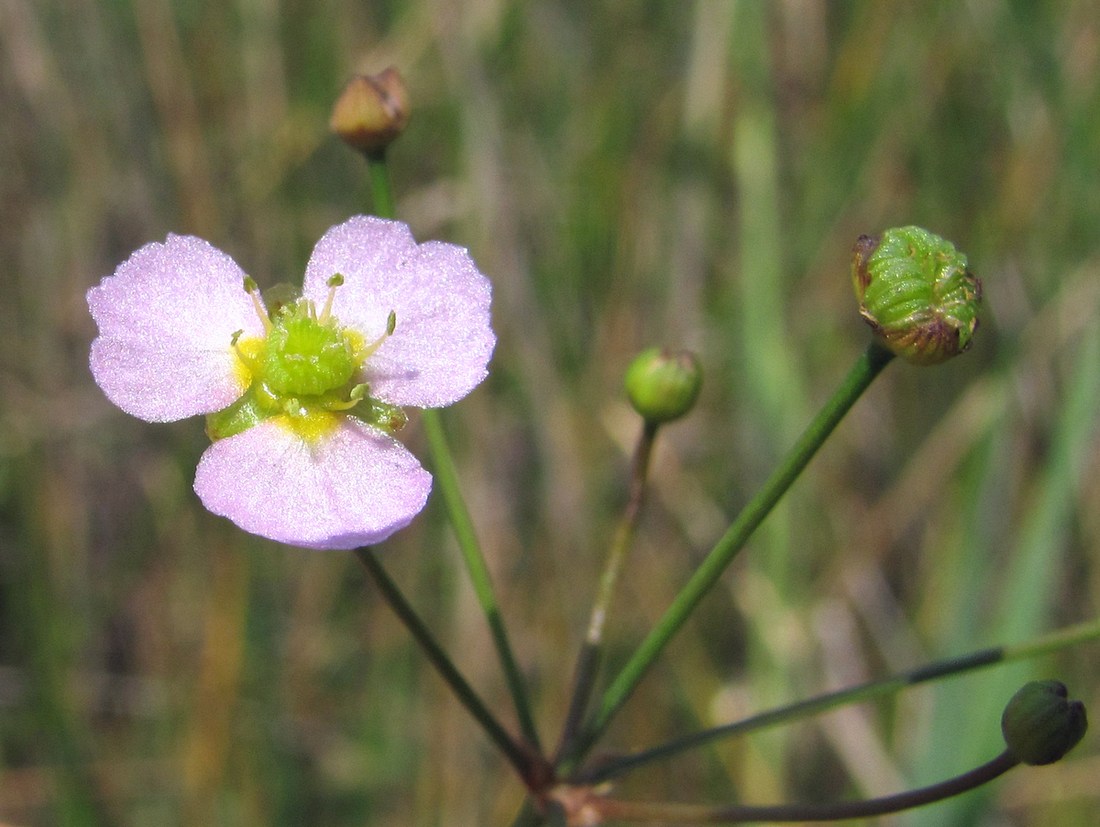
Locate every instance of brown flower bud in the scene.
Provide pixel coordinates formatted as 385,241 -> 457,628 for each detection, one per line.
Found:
330,67 -> 410,155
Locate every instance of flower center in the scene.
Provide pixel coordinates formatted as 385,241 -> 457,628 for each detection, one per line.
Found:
206,275 -> 402,442
261,304 -> 361,396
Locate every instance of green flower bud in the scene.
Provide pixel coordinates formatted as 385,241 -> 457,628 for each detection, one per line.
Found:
1001,680 -> 1088,765
624,347 -> 703,424
330,67 -> 410,155
852,226 -> 982,365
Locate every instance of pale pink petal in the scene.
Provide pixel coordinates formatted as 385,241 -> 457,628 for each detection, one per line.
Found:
88,235 -> 264,421
193,417 -> 432,549
302,216 -> 494,408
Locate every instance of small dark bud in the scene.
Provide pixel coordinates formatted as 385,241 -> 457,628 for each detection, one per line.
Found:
852,226 -> 982,365
330,67 -> 410,155
1001,680 -> 1088,765
262,282 -> 301,317
624,347 -> 703,424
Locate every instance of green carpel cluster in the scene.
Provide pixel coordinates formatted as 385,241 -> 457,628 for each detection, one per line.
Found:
852,226 -> 982,365
206,291 -> 399,442
261,310 -> 359,396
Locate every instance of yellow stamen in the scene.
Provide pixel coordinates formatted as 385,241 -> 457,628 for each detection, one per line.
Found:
322,383 -> 368,412
356,310 -> 397,362
320,273 -> 345,324
230,334 -> 265,389
243,276 -> 272,333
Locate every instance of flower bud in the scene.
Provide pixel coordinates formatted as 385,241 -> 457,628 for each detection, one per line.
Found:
1001,680 -> 1088,765
624,347 -> 703,424
330,67 -> 410,155
852,226 -> 982,365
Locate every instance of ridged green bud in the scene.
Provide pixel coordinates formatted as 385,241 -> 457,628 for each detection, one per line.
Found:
1001,680 -> 1088,765
624,347 -> 702,424
852,226 -> 982,365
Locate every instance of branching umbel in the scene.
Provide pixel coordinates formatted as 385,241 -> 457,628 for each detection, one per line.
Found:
315,69 -> 1098,825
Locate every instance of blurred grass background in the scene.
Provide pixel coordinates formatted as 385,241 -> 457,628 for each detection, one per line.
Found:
1,0 -> 1099,824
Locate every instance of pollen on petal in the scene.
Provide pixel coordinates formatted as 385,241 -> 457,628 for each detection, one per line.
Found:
301,216 -> 495,409
277,409 -> 343,444
88,235 -> 265,422
193,417 -> 432,550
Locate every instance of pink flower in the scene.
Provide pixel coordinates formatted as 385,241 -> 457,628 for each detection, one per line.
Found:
88,216 -> 494,549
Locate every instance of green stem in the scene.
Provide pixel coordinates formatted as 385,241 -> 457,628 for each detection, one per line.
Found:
568,342 -> 895,764
354,547 -> 547,786
1002,617 -> 1100,660
555,420 -> 659,760
580,616 -> 1100,782
363,150 -> 542,752
422,409 -> 543,749
587,751 -> 1019,823
365,150 -> 396,218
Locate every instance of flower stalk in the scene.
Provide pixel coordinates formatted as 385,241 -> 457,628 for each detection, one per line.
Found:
578,616 -> 1100,783
367,153 -> 397,222
421,409 -> 543,750
363,146 -> 542,751
558,750 -> 1020,824
560,675 -> 1087,824
555,419 -> 660,760
564,342 -> 896,767
354,547 -> 551,788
